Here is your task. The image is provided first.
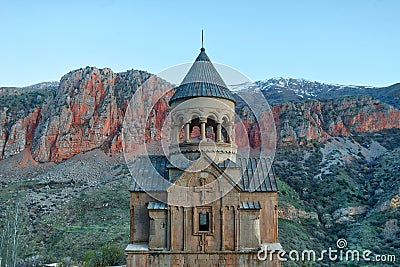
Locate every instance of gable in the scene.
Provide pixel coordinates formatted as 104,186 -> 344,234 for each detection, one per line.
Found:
166,155 -> 242,206
168,154 -> 241,192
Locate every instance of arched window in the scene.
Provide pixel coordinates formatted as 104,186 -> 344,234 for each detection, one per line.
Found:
191,126 -> 201,140
179,126 -> 185,142
194,206 -> 212,234
199,212 -> 210,231
206,126 -> 215,141
205,116 -> 217,141
222,117 -> 230,143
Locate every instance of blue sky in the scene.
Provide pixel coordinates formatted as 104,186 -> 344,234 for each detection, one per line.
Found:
1,0 -> 399,87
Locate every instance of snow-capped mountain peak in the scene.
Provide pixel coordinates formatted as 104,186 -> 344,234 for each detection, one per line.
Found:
227,77 -> 393,107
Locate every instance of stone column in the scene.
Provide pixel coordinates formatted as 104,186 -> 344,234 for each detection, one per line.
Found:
177,126 -> 181,143
170,207 -> 174,249
230,122 -> 235,143
200,117 -> 207,140
185,123 -> 190,142
227,124 -> 233,143
167,207 -> 171,250
274,205 -> 278,242
130,205 -> 135,243
234,209 -> 239,251
216,123 -> 222,142
220,207 -> 224,250
172,125 -> 178,143
183,207 -> 187,250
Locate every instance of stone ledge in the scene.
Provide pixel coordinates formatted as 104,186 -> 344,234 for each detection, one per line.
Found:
125,243 -> 149,251
125,248 -> 274,255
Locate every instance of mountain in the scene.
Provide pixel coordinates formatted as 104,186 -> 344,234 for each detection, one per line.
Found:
0,82 -> 58,121
252,77 -> 400,109
0,69 -> 399,265
272,95 -> 400,146
22,81 -> 60,91
0,81 -> 59,92
1,70 -> 400,162
0,67 -> 172,161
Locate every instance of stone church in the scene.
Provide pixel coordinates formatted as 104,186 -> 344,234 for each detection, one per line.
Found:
125,45 -> 281,266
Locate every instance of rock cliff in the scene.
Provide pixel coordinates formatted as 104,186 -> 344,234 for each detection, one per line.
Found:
1,68 -> 400,162
272,96 -> 400,146
1,67 -> 173,162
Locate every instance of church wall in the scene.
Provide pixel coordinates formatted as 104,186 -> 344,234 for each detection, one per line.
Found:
221,189 -> 240,251
186,207 -> 195,251
240,192 -> 278,243
239,210 -> 261,249
167,189 -> 259,253
129,190 -> 279,248
170,206 -> 184,250
148,210 -> 168,250
126,251 -> 281,267
130,191 -> 167,243
184,201 -> 222,252
223,205 -> 235,250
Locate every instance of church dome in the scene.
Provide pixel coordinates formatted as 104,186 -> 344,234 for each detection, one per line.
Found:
169,48 -> 236,104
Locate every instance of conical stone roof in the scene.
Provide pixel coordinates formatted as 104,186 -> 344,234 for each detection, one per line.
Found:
169,48 -> 236,104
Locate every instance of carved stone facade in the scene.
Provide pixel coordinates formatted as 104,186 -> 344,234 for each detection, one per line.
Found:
126,46 -> 281,266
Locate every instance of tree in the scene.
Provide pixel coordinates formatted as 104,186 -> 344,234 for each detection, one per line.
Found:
0,201 -> 21,267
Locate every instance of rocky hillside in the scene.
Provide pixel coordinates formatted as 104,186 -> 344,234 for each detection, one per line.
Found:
1,69 -> 400,162
275,132 -> 400,263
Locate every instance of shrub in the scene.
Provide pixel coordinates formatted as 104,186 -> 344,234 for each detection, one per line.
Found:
83,244 -> 125,267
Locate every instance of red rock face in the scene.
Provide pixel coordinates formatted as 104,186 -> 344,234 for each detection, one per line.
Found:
0,109 -> 8,159
1,69 -> 400,163
0,108 -> 40,159
269,96 -> 400,146
30,68 -> 118,161
29,67 -> 172,162
224,95 -> 400,149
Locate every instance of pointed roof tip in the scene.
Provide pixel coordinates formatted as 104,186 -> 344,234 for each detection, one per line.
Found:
169,31 -> 236,104
198,30 -> 207,57
169,45 -> 236,104
201,29 -> 204,50
195,48 -> 210,62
